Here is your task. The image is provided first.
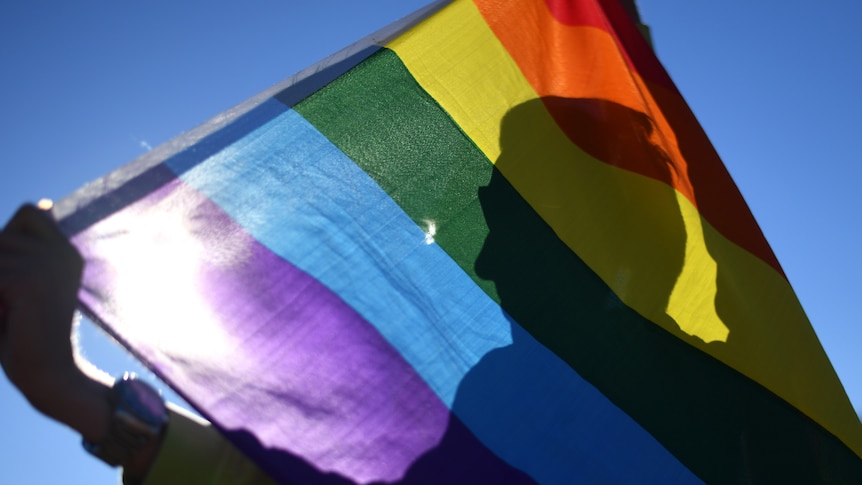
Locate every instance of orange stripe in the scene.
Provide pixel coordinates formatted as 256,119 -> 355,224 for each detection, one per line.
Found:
473,0 -> 783,275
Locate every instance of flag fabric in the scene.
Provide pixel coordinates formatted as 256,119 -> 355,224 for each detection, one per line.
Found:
55,0 -> 862,483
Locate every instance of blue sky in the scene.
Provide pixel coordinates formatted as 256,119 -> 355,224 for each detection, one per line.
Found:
1,1 -> 860,482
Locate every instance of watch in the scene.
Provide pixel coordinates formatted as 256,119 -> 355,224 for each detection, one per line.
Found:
83,373 -> 169,468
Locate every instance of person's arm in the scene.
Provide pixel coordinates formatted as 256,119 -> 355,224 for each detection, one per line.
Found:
0,203 -> 275,484
0,203 -> 162,479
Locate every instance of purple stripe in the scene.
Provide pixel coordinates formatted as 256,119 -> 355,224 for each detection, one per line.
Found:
73,179 -> 532,483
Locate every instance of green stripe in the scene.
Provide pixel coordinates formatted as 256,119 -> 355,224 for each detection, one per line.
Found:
288,48 -> 862,483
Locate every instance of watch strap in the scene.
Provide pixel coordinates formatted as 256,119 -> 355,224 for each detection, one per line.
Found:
83,374 -> 168,468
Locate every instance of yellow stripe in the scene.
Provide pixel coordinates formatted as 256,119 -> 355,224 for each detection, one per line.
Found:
388,0 -> 862,456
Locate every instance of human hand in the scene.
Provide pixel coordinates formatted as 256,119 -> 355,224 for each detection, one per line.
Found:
0,203 -> 163,475
0,203 -> 86,414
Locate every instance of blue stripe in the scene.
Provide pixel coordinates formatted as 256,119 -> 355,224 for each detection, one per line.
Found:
167,100 -> 701,484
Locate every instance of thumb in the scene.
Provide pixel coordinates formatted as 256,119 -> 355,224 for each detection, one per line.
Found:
2,202 -> 64,241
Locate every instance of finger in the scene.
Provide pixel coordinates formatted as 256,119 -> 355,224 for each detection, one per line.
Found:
0,235 -> 45,272
0,232 -> 37,252
2,204 -> 64,241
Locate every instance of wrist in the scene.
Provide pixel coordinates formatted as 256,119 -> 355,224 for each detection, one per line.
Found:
42,367 -> 113,444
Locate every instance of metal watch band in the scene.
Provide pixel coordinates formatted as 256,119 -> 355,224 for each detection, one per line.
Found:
82,373 -> 168,468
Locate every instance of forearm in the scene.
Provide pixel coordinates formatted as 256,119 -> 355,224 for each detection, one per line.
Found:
31,365 -> 112,444
21,362 -> 164,480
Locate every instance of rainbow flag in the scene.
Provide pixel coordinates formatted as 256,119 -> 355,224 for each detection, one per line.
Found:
56,0 -> 862,482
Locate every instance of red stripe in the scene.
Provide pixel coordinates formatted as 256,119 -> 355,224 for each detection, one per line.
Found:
545,0 -> 677,91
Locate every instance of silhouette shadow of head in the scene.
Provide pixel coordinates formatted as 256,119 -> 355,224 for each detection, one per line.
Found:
450,96 -> 695,481
476,96 -> 686,335
457,96 -> 856,483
